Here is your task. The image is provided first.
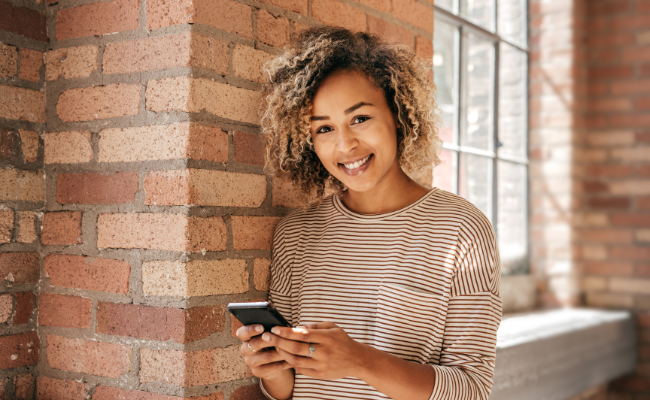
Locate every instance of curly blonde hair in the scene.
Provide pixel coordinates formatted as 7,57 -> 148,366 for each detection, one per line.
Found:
261,26 -> 441,202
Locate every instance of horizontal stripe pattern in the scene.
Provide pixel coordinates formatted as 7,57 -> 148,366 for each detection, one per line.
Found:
263,189 -> 502,400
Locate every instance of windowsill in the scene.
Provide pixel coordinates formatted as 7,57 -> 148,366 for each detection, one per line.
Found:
491,308 -> 636,400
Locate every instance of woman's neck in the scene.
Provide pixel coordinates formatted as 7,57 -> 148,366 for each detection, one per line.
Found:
340,169 -> 430,215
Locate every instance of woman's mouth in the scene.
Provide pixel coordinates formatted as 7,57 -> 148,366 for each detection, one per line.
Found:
339,154 -> 373,176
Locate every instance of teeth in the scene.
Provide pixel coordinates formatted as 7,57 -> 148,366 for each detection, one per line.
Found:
343,155 -> 370,169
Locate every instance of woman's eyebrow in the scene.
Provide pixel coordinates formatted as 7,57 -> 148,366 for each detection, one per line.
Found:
344,102 -> 373,114
310,102 -> 374,121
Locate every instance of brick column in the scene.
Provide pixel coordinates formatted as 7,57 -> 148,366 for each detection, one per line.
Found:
529,0 -> 587,307
0,0 -> 47,397
2,0 -> 437,398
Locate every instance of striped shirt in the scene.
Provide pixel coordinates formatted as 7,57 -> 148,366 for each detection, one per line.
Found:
260,188 -> 502,400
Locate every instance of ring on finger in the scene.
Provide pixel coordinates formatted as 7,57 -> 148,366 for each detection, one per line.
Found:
307,343 -> 316,358
247,342 -> 257,352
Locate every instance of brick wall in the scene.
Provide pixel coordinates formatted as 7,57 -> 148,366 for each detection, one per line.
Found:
580,0 -> 650,397
0,0 -> 47,397
531,0 -> 650,397
0,0 -> 434,398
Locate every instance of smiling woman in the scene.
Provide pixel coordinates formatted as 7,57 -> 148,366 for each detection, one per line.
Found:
235,27 -> 503,400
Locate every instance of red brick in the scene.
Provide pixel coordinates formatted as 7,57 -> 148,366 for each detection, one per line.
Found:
41,211 -> 82,245
589,98 -> 633,113
356,0 -> 391,12
392,0 -> 433,33
636,97 -> 650,110
37,376 -> 86,400
582,181 -> 608,193
368,16 -> 413,47
0,129 -> 14,160
587,1 -> 630,16
0,2 -> 48,42
47,335 -> 131,378
257,10 -> 290,48
103,32 -> 229,75
0,86 -> 46,123
14,374 -> 34,400
640,197 -> 650,209
0,332 -> 39,369
0,294 -> 11,323
610,114 -> 650,128
611,14 -> 650,30
93,386 -> 224,400
623,46 -> 650,63
234,131 -> 265,166
57,171 -> 138,205
639,0 -> 650,11
641,64 -> 650,78
638,264 -> 650,277
312,0 -> 367,32
0,252 -> 40,284
57,83 -> 141,122
231,315 -> 243,337
259,0 -> 307,14
0,209 -> 12,243
254,258 -> 271,291
18,48 -> 41,82
46,45 -> 98,81
638,132 -> 650,143
230,384 -> 266,400
610,246 -> 650,260
13,292 -> 34,325
96,302 -> 224,343
56,0 -> 139,41
146,0 -> 253,38
416,36 -> 433,60
38,293 -> 91,328
581,229 -> 634,243
231,216 -> 280,250
44,254 -> 130,294
585,262 -> 634,276
586,33 -> 635,48
639,165 -> 650,177
587,165 -> 635,177
611,79 -> 650,95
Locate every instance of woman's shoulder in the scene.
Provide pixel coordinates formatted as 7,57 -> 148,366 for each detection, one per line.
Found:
274,194 -> 338,234
424,188 -> 495,239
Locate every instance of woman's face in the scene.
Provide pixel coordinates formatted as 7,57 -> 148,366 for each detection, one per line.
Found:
311,69 -> 401,194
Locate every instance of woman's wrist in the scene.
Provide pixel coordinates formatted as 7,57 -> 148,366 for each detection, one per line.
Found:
260,367 -> 294,400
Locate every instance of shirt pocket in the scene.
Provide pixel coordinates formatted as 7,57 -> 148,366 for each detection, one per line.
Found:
373,283 -> 447,364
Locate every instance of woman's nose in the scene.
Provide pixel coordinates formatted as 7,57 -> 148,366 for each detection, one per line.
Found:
336,125 -> 359,152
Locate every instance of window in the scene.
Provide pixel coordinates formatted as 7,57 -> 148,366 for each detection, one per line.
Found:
432,0 -> 529,275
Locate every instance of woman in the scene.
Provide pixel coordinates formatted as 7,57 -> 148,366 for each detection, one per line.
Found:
236,27 -> 502,400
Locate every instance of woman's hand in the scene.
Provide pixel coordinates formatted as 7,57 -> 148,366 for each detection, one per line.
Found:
262,321 -> 368,381
236,324 -> 294,380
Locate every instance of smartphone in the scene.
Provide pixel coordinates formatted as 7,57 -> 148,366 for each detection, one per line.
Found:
228,301 -> 291,333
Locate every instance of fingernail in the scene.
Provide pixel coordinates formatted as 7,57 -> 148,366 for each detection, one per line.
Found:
255,325 -> 263,333
262,333 -> 270,341
271,327 -> 280,334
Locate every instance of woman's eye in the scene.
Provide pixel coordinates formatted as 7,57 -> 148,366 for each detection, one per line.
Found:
316,126 -> 332,134
353,116 -> 370,124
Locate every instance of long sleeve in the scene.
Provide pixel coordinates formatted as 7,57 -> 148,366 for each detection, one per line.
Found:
428,210 -> 502,400
268,219 -> 295,327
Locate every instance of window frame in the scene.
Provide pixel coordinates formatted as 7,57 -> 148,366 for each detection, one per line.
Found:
434,0 -> 530,275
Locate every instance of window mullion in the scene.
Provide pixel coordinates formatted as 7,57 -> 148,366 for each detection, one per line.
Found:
454,24 -> 463,195
492,39 -> 500,233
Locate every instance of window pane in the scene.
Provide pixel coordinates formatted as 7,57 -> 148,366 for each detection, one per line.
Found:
498,0 -> 525,46
498,43 -> 527,159
433,149 -> 457,193
459,153 -> 492,221
461,0 -> 494,31
437,0 -> 454,11
461,33 -> 494,151
433,21 -> 457,144
497,161 -> 527,274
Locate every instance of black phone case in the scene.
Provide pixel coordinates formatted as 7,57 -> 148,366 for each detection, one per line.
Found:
228,305 -> 291,333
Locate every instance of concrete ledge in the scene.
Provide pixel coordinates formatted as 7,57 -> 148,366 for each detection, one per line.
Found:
490,308 -> 636,400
